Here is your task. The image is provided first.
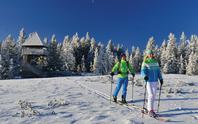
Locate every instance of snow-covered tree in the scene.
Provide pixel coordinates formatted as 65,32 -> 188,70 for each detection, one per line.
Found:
178,32 -> 187,58
129,53 -> 133,68
71,33 -> 83,71
83,32 -> 91,72
87,38 -> 97,72
186,51 -> 198,75
47,34 -> 62,71
61,36 -> 75,71
90,38 -> 96,50
8,58 -> 14,79
131,46 -> 136,57
17,28 -> 26,75
190,35 -> 197,53
125,49 -> 129,61
145,37 -> 159,58
77,65 -> 81,72
163,33 -> 179,73
17,28 -> 26,49
160,40 -> 167,68
93,44 -> 108,75
106,40 -> 114,73
178,55 -> 186,74
81,56 -> 86,72
131,47 -> 142,72
185,35 -> 198,63
146,36 -> 156,51
129,46 -> 136,66
57,43 -> 62,56
154,45 -> 160,62
57,43 -> 64,69
1,35 -> 19,79
88,48 -> 94,72
17,28 -> 25,59
93,47 -> 100,74
144,37 -> 159,63
43,37 -> 48,47
163,63 -> 169,74
99,45 -> 108,74
0,55 -> 2,79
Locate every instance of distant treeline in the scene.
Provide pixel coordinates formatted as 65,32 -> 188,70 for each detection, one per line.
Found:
0,29 -> 198,79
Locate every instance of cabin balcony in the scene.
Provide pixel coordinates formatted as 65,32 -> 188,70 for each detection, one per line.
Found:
22,47 -> 48,56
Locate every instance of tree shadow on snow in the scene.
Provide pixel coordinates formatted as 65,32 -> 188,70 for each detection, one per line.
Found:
160,111 -> 198,117
159,107 -> 198,117
161,107 -> 198,113
127,99 -> 144,103
128,97 -> 198,104
159,97 -> 198,101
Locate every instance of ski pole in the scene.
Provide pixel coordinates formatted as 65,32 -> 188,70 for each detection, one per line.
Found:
157,84 -> 162,113
142,80 -> 147,118
131,77 -> 134,102
110,76 -> 113,104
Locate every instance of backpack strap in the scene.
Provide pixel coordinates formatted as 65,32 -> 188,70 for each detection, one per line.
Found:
118,60 -> 121,72
126,61 -> 129,74
118,60 -> 129,74
126,61 -> 129,68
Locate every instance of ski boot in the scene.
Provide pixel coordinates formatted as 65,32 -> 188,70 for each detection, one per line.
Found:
121,95 -> 127,104
141,108 -> 148,114
148,110 -> 158,118
113,96 -> 117,102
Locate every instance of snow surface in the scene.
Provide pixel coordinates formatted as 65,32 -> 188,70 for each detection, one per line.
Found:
0,74 -> 197,124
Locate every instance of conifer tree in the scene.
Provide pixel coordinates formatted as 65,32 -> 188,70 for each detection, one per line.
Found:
132,47 -> 142,72
146,36 -> 156,51
93,47 -> 100,74
105,40 -> 114,73
186,51 -> 198,75
71,33 -> 82,71
47,34 -> 62,71
1,35 -> 19,79
125,49 -> 129,61
163,33 -> 178,73
61,36 -> 75,71
160,40 -> 167,68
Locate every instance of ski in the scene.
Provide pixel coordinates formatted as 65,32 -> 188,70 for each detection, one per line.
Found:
128,103 -> 170,122
141,109 -> 171,122
117,100 -> 128,105
113,100 -> 170,122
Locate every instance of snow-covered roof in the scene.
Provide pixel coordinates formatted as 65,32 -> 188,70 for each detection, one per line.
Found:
22,32 -> 45,47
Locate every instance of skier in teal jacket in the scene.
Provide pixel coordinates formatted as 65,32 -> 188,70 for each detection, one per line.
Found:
141,50 -> 163,117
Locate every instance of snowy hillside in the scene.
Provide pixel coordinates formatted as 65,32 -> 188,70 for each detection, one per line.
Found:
0,74 -> 197,124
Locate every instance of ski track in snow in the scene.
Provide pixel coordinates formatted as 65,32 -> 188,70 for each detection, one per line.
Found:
0,74 -> 197,124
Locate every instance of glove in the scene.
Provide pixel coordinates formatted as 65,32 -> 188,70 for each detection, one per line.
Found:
160,79 -> 163,86
117,71 -> 122,74
144,76 -> 149,82
110,72 -> 114,77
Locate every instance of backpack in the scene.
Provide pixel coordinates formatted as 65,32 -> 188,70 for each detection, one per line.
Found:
113,47 -> 130,73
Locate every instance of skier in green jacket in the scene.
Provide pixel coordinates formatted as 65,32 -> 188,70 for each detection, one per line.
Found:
110,53 -> 135,103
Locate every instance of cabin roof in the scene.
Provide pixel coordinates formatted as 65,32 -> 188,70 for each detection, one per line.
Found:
22,32 -> 45,47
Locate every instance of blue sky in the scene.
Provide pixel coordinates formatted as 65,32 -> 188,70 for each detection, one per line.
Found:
0,0 -> 198,49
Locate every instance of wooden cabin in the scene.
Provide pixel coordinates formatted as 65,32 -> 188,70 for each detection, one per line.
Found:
21,32 -> 48,78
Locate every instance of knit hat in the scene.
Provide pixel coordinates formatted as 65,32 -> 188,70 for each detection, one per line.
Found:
121,53 -> 126,57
